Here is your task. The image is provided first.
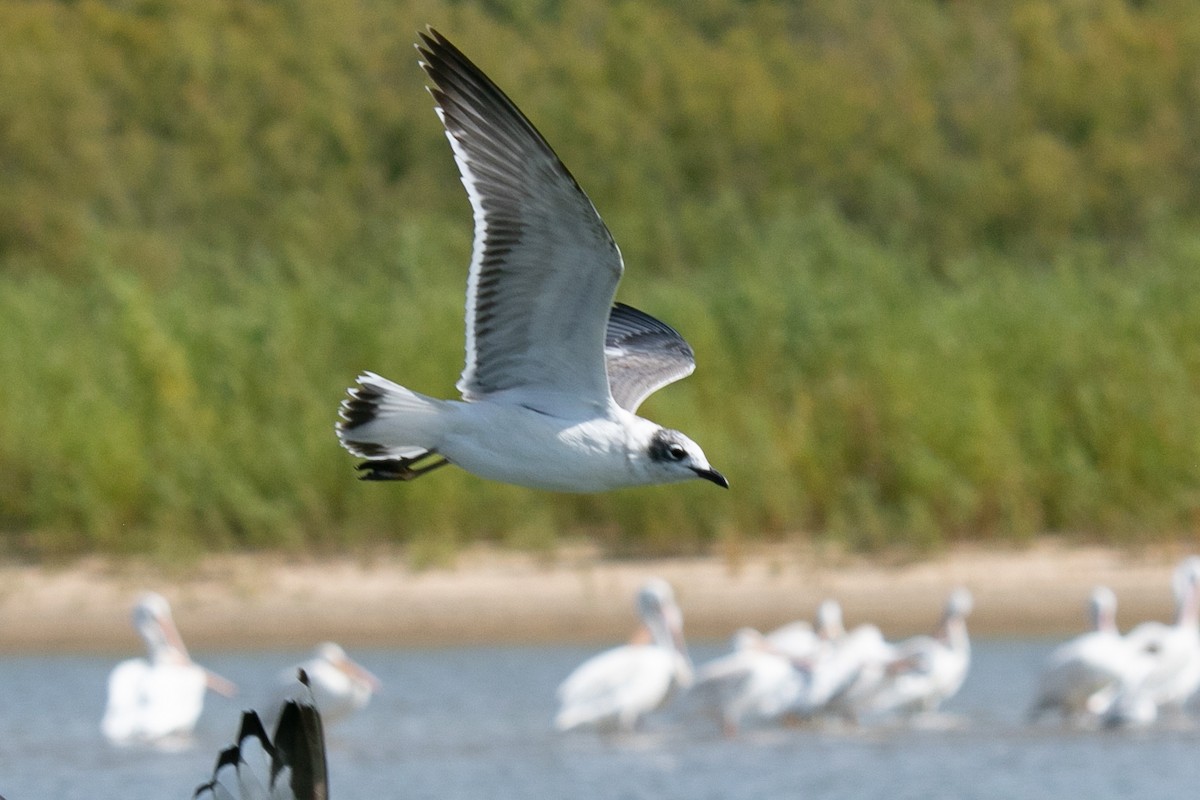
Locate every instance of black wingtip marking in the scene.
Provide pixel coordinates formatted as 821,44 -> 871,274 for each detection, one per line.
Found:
338,384 -> 385,431
413,24 -> 568,176
344,439 -> 390,458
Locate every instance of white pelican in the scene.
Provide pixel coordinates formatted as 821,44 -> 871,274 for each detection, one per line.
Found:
789,600 -> 894,720
762,617 -> 822,660
1029,586 -> 1150,723
1107,557 -> 1200,723
267,643 -> 380,727
862,588 -> 974,718
195,676 -> 327,800
101,592 -> 237,745
688,628 -> 804,735
554,579 -> 692,732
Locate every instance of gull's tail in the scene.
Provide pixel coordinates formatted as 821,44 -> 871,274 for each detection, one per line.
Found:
336,372 -> 449,465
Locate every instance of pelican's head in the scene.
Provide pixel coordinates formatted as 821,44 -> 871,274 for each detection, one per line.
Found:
945,588 -> 974,621
1088,586 -> 1118,633
636,579 -> 692,688
637,426 -> 728,489
939,588 -> 974,644
1171,557 -> 1200,624
315,641 -> 349,663
731,627 -> 767,652
636,579 -> 679,627
815,599 -> 845,640
637,579 -> 686,648
1172,557 -> 1200,598
314,641 -> 381,694
131,591 -> 188,664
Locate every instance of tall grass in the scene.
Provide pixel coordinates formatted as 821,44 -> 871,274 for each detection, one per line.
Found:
4,204 -> 1200,558
5,0 -> 1200,558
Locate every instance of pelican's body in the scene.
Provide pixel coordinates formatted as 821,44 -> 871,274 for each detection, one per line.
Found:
786,600 -> 893,719
689,628 -> 804,734
1122,626 -> 1200,712
1129,558 -> 1200,709
269,643 -> 380,726
1105,558 -> 1200,725
101,592 -> 236,745
1030,586 -> 1148,723
793,622 -> 894,718
103,658 -> 209,744
763,620 -> 821,660
555,579 -> 692,732
863,588 -> 974,718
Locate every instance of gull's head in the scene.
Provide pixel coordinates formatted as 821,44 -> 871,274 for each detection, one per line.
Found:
639,427 -> 728,488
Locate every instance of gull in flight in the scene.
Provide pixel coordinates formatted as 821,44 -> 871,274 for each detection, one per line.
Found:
336,28 -> 726,493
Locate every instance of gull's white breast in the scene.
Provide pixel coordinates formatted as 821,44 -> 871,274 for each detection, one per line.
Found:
439,399 -> 641,492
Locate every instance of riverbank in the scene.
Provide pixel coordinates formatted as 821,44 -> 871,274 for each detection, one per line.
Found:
0,542 -> 1194,653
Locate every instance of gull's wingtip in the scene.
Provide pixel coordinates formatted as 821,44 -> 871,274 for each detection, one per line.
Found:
415,25 -> 435,53
415,26 -> 454,62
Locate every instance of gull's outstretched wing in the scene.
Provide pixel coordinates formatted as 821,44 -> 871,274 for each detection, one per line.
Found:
418,28 -> 623,410
605,303 -> 696,413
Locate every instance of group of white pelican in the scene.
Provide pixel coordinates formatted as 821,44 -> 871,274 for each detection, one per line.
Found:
101,591 -> 379,747
1030,556 -> 1200,728
552,560 -> 1200,738
119,555 -> 1200,757
189,558 -> 1200,799
553,579 -> 975,736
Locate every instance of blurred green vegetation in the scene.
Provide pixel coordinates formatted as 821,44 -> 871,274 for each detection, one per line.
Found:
3,0 -> 1200,559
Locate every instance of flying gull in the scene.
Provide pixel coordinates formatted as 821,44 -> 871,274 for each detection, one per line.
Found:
336,28 -> 727,492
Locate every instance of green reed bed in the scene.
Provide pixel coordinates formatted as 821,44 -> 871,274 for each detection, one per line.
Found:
5,0 -> 1200,557
4,208 -> 1200,558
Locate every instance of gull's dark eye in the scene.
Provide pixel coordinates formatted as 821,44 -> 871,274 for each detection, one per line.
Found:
649,431 -> 691,464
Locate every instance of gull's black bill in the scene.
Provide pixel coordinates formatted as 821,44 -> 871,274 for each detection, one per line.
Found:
693,467 -> 730,489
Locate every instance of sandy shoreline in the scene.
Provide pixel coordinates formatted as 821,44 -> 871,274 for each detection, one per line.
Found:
0,542 -> 1194,654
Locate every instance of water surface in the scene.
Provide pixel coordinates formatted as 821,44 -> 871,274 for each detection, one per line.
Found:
2,640 -> 1197,799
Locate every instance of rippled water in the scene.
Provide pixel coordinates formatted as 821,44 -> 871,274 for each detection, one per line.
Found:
3,640 -> 1198,799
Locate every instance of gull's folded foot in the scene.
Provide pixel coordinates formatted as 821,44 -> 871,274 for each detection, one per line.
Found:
355,453 -> 450,481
